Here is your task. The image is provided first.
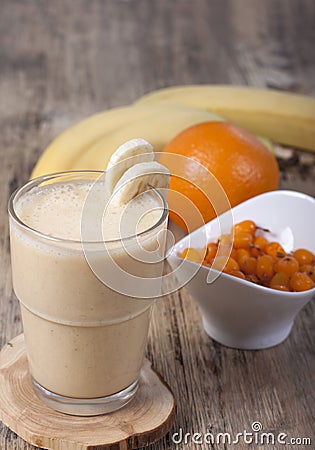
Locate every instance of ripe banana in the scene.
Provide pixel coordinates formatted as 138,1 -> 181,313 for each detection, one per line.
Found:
32,105 -> 221,178
72,106 -> 222,170
106,138 -> 154,193
32,105 -> 137,178
113,160 -> 170,205
135,85 -> 315,151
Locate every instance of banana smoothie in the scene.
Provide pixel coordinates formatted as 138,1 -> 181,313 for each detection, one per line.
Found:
9,140 -> 169,415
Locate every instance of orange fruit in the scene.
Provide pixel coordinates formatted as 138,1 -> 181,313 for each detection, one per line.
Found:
160,121 -> 279,230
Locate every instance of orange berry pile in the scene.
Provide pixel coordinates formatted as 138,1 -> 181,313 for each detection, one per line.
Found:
180,220 -> 315,292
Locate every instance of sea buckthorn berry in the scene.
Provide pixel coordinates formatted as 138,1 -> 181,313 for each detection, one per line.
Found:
217,245 -> 233,258
233,220 -> 257,236
293,248 -> 315,266
233,232 -> 253,249
256,255 -> 275,281
229,270 -> 246,280
211,256 -> 230,272
202,259 -> 213,267
181,221 -> 315,293
271,285 -> 290,292
250,235 -> 269,257
274,256 -> 299,277
181,248 -> 202,263
239,256 -> 257,275
223,257 -> 240,274
245,274 -> 259,284
236,248 -> 250,264
270,272 -> 290,289
218,234 -> 233,246
289,272 -> 314,292
253,235 -> 269,251
265,242 -> 286,260
204,243 -> 217,262
299,265 -> 315,282
250,245 -> 263,258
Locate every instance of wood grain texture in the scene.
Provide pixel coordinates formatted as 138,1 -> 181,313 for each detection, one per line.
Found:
0,335 -> 175,450
0,0 -> 314,449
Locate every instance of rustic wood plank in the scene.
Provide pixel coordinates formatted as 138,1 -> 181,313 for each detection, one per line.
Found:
1,0 -> 314,449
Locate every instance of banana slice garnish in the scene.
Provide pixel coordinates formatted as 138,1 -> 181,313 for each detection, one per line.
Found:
106,138 -> 154,193
106,138 -> 170,205
112,160 -> 170,205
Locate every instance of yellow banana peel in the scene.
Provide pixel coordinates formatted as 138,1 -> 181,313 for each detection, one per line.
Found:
72,106 -> 222,170
31,104 -> 221,177
135,85 -> 315,151
31,84 -> 311,179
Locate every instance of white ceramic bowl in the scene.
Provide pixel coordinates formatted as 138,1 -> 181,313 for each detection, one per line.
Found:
167,190 -> 315,350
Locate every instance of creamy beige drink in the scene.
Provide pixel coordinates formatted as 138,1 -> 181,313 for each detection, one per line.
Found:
9,165 -> 168,415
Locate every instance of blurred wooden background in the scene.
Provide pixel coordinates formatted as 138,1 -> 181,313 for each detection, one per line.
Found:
1,1 -> 314,449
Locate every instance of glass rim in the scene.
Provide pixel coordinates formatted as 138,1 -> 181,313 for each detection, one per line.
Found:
8,170 -> 169,245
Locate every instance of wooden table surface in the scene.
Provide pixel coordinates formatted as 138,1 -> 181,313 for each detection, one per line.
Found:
1,1 -> 314,449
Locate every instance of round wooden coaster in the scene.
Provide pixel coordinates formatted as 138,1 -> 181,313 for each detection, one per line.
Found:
0,334 -> 176,450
